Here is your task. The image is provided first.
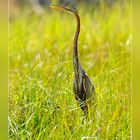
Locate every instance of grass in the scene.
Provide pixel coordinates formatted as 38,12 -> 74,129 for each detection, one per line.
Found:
9,1 -> 131,139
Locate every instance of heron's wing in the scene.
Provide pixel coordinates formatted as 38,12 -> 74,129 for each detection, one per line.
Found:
82,75 -> 94,99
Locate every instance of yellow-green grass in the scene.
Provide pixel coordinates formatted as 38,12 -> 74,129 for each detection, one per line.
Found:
9,1 -> 131,139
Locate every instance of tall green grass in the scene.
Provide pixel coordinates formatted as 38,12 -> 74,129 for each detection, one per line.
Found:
9,1 -> 131,139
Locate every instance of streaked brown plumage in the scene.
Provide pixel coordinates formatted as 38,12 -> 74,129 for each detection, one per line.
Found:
49,5 -> 95,115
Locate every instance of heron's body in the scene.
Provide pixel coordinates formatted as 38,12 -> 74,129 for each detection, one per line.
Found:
49,5 -> 95,114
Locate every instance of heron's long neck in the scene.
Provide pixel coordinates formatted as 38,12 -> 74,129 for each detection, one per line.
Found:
73,13 -> 80,74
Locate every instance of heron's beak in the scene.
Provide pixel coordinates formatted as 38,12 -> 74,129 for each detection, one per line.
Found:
49,5 -> 66,11
49,5 -> 77,14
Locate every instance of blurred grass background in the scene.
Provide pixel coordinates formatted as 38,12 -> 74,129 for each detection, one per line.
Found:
0,1 -> 8,140
132,1 -> 140,140
9,0 -> 131,139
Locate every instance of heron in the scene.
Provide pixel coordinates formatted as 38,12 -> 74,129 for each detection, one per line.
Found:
49,5 -> 95,115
